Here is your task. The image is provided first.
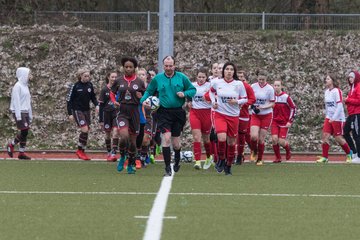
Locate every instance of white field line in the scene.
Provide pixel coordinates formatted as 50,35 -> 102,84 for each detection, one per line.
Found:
0,190 -> 360,198
143,165 -> 175,240
134,216 -> 177,219
0,191 -> 156,195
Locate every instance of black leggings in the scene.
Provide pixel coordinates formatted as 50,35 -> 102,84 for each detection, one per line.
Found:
343,114 -> 360,157
136,123 -> 145,149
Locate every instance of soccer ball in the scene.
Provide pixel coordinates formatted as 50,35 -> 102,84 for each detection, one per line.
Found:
182,151 -> 194,162
145,96 -> 160,111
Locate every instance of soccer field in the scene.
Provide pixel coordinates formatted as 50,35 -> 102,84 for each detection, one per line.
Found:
0,160 -> 359,240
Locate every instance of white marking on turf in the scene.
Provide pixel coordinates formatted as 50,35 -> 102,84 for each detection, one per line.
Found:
1,191 -> 360,199
171,192 -> 360,198
142,164 -> 175,240
0,191 -> 156,195
134,216 -> 177,219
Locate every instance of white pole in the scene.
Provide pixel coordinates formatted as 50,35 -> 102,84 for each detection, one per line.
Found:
262,11 -> 265,30
147,11 -> 151,31
158,0 -> 174,73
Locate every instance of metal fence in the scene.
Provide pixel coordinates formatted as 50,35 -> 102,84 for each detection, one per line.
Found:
3,11 -> 360,31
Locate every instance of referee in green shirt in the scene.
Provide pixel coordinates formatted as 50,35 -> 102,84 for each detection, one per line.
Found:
141,56 -> 196,176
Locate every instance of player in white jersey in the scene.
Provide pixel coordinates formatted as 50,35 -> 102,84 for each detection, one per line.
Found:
209,62 -> 220,81
317,74 -> 352,163
210,62 -> 247,175
208,62 -> 222,164
250,70 -> 275,165
188,68 -> 213,170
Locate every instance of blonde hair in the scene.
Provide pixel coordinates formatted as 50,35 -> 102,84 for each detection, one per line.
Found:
76,68 -> 90,80
137,67 -> 147,74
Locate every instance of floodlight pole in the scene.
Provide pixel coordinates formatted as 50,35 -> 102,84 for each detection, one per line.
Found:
158,0 -> 174,73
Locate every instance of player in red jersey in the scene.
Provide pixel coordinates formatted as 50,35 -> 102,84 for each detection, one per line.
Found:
236,70 -> 256,164
188,68 -> 213,170
271,79 -> 296,163
210,62 -> 248,175
250,70 -> 275,165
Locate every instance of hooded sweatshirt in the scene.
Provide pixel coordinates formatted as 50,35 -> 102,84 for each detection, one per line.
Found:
345,70 -> 360,116
10,67 -> 32,121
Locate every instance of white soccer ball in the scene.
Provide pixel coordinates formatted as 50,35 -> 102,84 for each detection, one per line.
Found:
145,96 -> 160,111
182,151 -> 194,162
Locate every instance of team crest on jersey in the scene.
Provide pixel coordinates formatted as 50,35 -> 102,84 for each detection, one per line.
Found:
104,124 -> 110,129
119,121 -> 125,127
88,88 -> 91,92
24,122 -> 28,127
133,84 -> 139,90
80,120 -> 85,125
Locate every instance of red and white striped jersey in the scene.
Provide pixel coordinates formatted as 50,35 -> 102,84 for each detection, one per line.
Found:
210,78 -> 247,117
273,92 -> 297,125
251,82 -> 275,115
324,87 -> 345,122
191,82 -> 212,109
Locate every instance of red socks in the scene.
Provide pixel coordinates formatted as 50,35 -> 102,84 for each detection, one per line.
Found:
273,144 -> 281,160
193,142 -> 202,161
322,143 -> 330,158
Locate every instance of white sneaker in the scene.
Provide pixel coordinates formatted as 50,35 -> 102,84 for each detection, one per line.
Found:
352,156 -> 360,164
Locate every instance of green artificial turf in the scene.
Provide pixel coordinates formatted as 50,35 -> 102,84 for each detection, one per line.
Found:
0,160 -> 359,240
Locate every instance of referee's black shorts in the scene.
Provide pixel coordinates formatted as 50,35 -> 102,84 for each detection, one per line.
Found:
157,106 -> 186,137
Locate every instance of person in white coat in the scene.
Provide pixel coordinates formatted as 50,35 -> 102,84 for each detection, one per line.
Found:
7,67 -> 33,160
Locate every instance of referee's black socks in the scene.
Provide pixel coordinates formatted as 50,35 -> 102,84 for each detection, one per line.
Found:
174,148 -> 181,165
163,147 -> 171,167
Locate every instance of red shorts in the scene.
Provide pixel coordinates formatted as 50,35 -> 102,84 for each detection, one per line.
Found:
238,119 -> 249,134
250,113 -> 273,130
214,111 -> 239,137
189,108 -> 212,134
323,118 -> 344,136
271,121 -> 289,138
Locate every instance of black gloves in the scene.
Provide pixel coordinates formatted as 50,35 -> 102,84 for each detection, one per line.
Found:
251,105 -> 260,114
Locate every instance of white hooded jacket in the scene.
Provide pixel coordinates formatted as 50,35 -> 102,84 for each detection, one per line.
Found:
10,67 -> 32,121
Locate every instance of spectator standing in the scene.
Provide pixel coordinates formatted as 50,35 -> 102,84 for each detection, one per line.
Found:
343,71 -> 360,163
7,67 -> 33,160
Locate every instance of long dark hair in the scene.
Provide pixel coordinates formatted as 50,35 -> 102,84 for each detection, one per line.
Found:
325,74 -> 340,88
222,62 -> 238,80
105,71 -> 117,84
